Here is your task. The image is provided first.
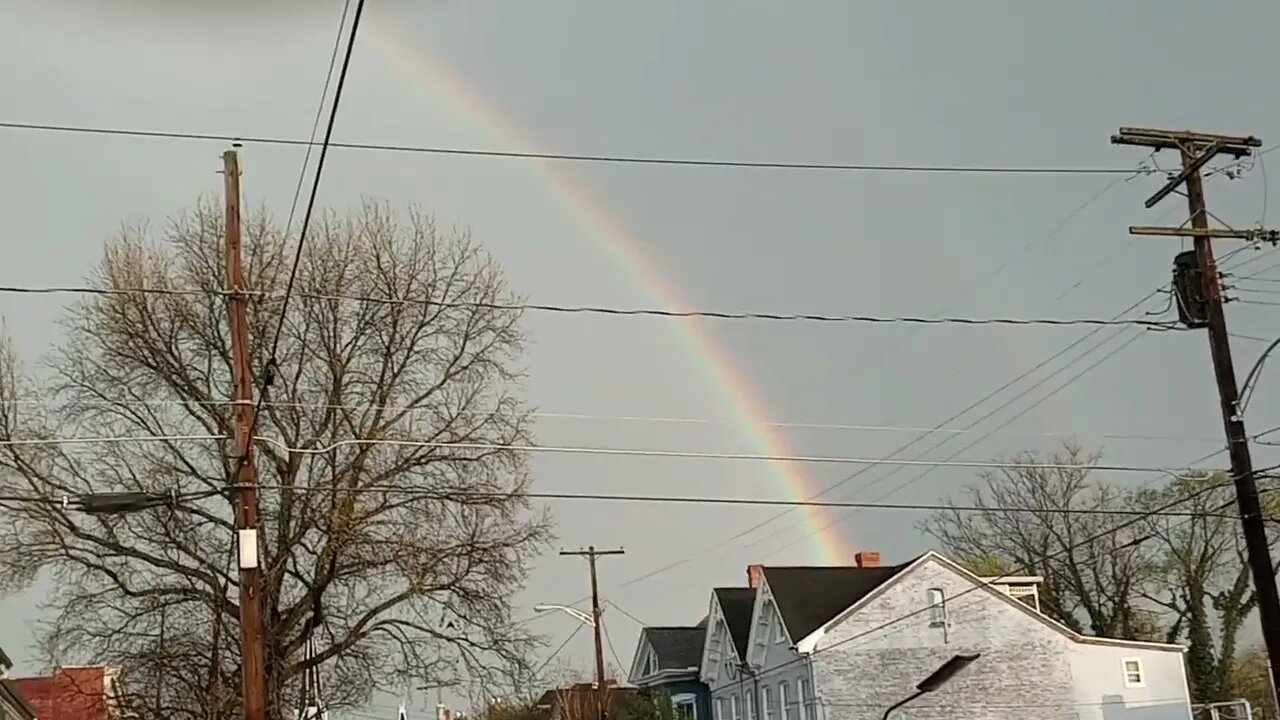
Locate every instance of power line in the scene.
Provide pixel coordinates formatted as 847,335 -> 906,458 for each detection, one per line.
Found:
0,477 -> 1247,519
612,292 -> 1168,590
0,284 -> 1184,329
255,0 -> 367,423
603,601 -> 648,629
280,0 -> 353,244
751,326 -> 1159,562
0,120 -> 1149,176
532,625 -> 585,680
0,397 -> 1225,444
1,432 -> 1218,474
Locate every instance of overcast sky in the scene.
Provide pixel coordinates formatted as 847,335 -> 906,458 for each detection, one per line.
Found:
4,1 -> 1280,718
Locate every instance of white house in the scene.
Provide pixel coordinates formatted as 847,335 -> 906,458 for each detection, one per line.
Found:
701,551 -> 1193,720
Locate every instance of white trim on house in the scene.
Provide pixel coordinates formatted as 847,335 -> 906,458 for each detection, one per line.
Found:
744,577 -> 793,668
700,592 -> 744,685
793,551 -> 1188,655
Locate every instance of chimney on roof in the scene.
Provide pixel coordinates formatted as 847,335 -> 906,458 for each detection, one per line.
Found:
854,551 -> 880,568
747,564 -> 764,588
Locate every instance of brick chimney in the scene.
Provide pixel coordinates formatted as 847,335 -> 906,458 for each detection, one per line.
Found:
854,551 -> 880,568
747,563 -> 764,588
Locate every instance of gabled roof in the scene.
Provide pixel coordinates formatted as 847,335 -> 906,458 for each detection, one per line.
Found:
10,666 -> 115,720
642,627 -> 704,671
713,587 -> 756,660
788,552 -> 1187,655
763,564 -> 907,641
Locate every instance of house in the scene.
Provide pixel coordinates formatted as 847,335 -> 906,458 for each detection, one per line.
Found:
698,551 -> 1193,720
627,621 -> 711,720
10,665 -> 123,720
534,681 -> 643,720
0,647 -> 36,720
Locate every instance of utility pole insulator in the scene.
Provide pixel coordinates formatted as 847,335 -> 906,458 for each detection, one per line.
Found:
1113,126 -> 1280,709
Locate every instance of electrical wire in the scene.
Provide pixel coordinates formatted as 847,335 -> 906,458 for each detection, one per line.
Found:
0,120 -> 1149,176
281,0 -> 353,244
254,0 -> 367,427
0,397 -> 1225,444
1239,334 -> 1280,413
853,157 -> 1158,370
600,618 -> 627,677
0,482 -> 1244,520
751,327 -> 1161,562
0,432 -> 1222,474
611,292 -> 1169,591
604,601 -> 649,629
532,625 -> 585,680
0,284 -> 1183,329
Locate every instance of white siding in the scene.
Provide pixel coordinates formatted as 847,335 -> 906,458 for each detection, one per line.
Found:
1067,642 -> 1194,720
805,556 -> 1191,720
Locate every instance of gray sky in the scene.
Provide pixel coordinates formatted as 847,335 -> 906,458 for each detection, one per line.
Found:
4,0 -> 1280,717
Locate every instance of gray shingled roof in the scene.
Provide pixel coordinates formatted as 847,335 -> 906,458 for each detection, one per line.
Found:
643,627 -> 704,670
763,564 -> 907,641
713,587 -> 756,660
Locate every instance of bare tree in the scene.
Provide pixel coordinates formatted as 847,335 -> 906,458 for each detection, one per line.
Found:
0,199 -> 553,720
919,441 -> 1158,639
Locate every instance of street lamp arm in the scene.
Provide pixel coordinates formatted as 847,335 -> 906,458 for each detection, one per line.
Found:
534,604 -> 597,627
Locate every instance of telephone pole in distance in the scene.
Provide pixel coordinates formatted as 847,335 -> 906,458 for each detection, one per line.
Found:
1112,127 -> 1280,702
223,148 -> 268,720
560,546 -> 624,720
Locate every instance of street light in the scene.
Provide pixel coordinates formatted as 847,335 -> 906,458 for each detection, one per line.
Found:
534,604 -> 597,627
881,653 -> 980,720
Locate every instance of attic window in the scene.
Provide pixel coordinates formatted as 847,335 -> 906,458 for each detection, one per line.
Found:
644,651 -> 657,676
1123,658 -> 1145,688
927,587 -> 947,626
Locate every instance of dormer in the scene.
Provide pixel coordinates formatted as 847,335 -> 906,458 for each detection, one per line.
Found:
978,575 -> 1043,613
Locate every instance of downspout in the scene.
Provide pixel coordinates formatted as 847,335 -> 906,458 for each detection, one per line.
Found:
805,653 -> 819,720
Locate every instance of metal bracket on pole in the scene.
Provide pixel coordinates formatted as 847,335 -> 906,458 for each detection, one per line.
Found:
1143,140 -> 1226,208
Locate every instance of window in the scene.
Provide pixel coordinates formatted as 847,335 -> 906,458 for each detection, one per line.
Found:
673,694 -> 698,720
927,587 -> 947,626
799,679 -> 815,720
717,698 -> 729,720
762,687 -> 774,720
731,695 -> 741,720
773,616 -> 786,643
1123,658 -> 1145,687
748,690 -> 758,720
644,651 -> 657,676
778,682 -> 792,720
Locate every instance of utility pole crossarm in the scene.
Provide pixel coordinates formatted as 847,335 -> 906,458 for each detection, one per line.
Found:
1112,127 -> 1261,157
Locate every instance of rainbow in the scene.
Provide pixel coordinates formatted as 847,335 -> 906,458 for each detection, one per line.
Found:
364,24 -> 850,566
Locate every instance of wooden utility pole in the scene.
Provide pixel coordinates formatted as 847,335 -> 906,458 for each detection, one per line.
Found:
1113,127 -> 1280,702
560,547 -> 624,720
223,148 -> 267,720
